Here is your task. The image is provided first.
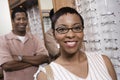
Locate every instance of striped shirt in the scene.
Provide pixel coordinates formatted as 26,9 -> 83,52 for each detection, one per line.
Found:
34,52 -> 112,80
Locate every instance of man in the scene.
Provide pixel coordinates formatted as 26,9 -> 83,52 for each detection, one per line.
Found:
0,7 -> 49,80
45,9 -> 60,60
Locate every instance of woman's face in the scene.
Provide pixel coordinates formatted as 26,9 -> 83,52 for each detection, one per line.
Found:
54,13 -> 84,55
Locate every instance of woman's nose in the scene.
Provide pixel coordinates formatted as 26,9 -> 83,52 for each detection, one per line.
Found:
66,29 -> 75,38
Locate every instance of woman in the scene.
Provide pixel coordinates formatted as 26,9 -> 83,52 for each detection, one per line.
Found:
35,7 -> 117,80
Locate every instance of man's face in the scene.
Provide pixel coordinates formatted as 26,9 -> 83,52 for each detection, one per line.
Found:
12,12 -> 28,32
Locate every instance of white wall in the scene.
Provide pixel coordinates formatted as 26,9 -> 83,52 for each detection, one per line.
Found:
0,0 -> 12,35
39,0 -> 53,10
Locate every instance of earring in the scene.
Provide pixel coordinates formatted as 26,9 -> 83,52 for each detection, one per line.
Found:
57,43 -> 60,48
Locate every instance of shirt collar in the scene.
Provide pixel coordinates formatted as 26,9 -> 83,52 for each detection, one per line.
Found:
5,31 -> 33,40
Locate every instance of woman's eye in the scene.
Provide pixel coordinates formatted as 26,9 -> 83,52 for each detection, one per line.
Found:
74,26 -> 82,30
58,28 -> 67,32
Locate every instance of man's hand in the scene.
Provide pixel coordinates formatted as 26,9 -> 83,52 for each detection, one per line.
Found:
12,55 -> 22,61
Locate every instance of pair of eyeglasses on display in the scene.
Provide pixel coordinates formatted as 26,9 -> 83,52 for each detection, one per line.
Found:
102,29 -> 118,34
86,22 -> 98,28
100,12 -> 115,17
88,39 -> 100,43
83,0 -> 96,6
55,24 -> 83,34
84,8 -> 97,13
105,47 -> 118,51
101,20 -> 116,26
104,38 -> 118,44
90,47 -> 102,51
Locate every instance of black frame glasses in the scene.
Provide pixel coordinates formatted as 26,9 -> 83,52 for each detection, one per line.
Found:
55,25 -> 83,34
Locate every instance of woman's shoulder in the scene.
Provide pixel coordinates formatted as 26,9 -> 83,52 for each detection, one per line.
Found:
34,63 -> 48,80
34,62 -> 55,80
85,52 -> 109,62
85,51 -> 102,56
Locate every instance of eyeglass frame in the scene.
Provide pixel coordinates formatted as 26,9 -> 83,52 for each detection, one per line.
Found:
54,24 -> 84,34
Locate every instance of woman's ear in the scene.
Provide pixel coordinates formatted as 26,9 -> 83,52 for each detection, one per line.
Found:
54,34 -> 60,48
54,34 -> 58,43
54,36 -> 58,43
53,31 -> 57,41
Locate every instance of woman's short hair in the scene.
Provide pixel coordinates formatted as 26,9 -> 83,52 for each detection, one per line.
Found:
51,7 -> 84,31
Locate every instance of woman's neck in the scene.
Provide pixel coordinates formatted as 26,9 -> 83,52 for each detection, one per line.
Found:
55,51 -> 86,64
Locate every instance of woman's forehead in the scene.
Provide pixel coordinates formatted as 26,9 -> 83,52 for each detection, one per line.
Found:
56,13 -> 82,24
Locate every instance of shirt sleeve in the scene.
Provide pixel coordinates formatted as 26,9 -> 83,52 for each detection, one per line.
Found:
0,36 -> 13,66
34,63 -> 48,80
33,35 -> 49,56
45,29 -> 59,56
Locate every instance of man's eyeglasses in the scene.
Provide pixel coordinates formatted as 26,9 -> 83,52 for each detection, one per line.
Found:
55,24 -> 83,34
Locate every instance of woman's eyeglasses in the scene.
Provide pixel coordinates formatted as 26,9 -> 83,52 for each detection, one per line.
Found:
55,25 -> 83,34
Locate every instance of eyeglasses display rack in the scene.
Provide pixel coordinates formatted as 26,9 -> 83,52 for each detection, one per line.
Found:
27,5 -> 44,39
75,0 -> 120,79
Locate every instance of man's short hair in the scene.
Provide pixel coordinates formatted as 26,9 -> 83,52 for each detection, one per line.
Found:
11,7 -> 27,20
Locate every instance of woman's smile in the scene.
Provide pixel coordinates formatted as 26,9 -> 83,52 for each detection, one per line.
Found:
64,41 -> 78,48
